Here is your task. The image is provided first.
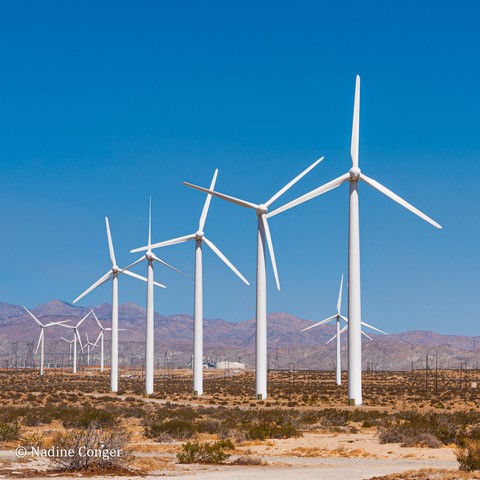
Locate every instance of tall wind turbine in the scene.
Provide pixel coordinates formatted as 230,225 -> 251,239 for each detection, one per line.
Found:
301,274 -> 387,385
131,170 -> 249,396
73,217 -> 165,392
183,158 -> 323,399
59,311 -> 91,373
91,310 -> 113,373
268,75 -> 442,405
126,198 -> 188,395
24,307 -> 69,376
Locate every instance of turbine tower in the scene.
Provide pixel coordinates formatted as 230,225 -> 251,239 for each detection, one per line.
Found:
301,274 -> 387,385
23,307 -> 69,376
91,309 -> 114,373
126,198 -> 188,395
59,311 -> 91,373
268,75 -> 441,405
73,217 -> 165,392
183,158 -> 323,399
131,169 -> 249,396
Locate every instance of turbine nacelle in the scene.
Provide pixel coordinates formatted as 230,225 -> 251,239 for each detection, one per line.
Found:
256,204 -> 268,215
111,266 -> 120,274
146,252 -> 155,261
349,166 -> 361,181
195,230 -> 204,240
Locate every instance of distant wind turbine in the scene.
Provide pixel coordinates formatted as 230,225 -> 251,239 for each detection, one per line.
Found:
131,169 -> 249,396
59,310 -> 91,373
23,307 -> 69,376
183,157 -> 323,399
73,217 -> 165,392
269,75 -> 441,405
126,198 -> 188,395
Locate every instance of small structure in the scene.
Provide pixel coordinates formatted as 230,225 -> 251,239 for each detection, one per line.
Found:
215,361 -> 245,370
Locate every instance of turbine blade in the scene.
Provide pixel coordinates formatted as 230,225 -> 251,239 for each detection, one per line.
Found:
35,329 -> 44,355
44,320 -> 70,327
76,310 -> 92,328
75,330 -> 84,351
119,256 -> 146,274
148,196 -> 152,248
267,173 -> 350,219
340,314 -> 348,323
336,274 -> 344,315
325,334 -> 336,345
203,236 -> 250,285
86,332 -> 90,344
93,331 -> 102,348
151,253 -> 190,278
121,269 -> 167,288
73,271 -> 112,304
351,75 -> 360,168
360,174 -> 442,229
131,233 -> 196,253
261,215 -> 280,290
198,169 -> 219,231
361,330 -> 373,341
23,306 -> 43,327
183,182 -> 258,210
300,314 -> 337,332
90,309 -> 102,329
361,321 -> 388,335
265,157 -> 324,207
105,217 -> 116,266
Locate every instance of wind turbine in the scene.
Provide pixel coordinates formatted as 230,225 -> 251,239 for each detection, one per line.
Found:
73,217 -> 165,392
84,332 -> 96,367
183,158 -> 323,399
126,198 -> 188,395
301,274 -> 387,385
268,75 -> 442,405
131,169 -> 249,396
91,309 -> 124,373
61,336 -> 75,366
23,307 -> 69,376
59,311 -> 91,374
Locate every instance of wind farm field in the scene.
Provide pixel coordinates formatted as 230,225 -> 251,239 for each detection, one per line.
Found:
1,368 -> 480,479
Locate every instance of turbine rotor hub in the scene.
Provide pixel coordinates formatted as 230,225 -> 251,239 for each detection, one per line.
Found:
112,266 -> 120,274
146,252 -> 154,261
257,204 -> 268,215
195,230 -> 204,240
349,166 -> 361,180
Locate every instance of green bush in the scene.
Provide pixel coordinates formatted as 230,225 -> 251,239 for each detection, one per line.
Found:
145,419 -> 198,441
177,441 -> 233,464
248,421 -> 299,440
0,421 -> 20,442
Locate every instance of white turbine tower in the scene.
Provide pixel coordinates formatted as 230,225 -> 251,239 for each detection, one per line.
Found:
126,198 -> 188,395
73,217 -> 165,392
23,307 -> 69,376
131,169 -> 249,396
91,310 -> 112,373
301,274 -> 387,385
59,311 -> 91,373
268,75 -> 442,405
184,158 -> 323,399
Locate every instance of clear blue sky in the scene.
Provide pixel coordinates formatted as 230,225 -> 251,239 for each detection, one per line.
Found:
0,1 -> 477,335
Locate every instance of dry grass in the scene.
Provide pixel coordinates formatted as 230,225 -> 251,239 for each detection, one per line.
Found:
369,468 -> 480,479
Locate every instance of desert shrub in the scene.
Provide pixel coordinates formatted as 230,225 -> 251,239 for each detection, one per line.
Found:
401,433 -> 442,448
233,455 -> 263,465
248,421 -> 299,440
457,439 -> 480,471
145,419 -> 198,441
60,407 -> 118,429
177,440 -> 233,464
0,421 -> 20,442
51,425 -> 132,473
20,431 -> 45,449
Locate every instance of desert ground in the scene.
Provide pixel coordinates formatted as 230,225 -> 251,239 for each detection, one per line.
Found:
1,367 -> 480,479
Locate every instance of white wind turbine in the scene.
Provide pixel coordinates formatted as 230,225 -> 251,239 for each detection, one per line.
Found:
23,307 -> 69,376
268,75 -> 442,405
73,217 -> 165,392
131,169 -> 249,396
301,274 -> 387,385
61,336 -> 75,366
126,198 -> 188,395
184,158 -> 323,399
84,332 -> 96,367
59,311 -> 91,373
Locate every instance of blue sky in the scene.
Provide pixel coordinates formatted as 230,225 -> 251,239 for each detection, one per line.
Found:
0,1 -> 478,335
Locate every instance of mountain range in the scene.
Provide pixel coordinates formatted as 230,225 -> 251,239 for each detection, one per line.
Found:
0,300 -> 478,370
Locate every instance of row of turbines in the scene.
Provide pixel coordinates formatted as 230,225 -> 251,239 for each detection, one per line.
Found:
35,75 -> 440,406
